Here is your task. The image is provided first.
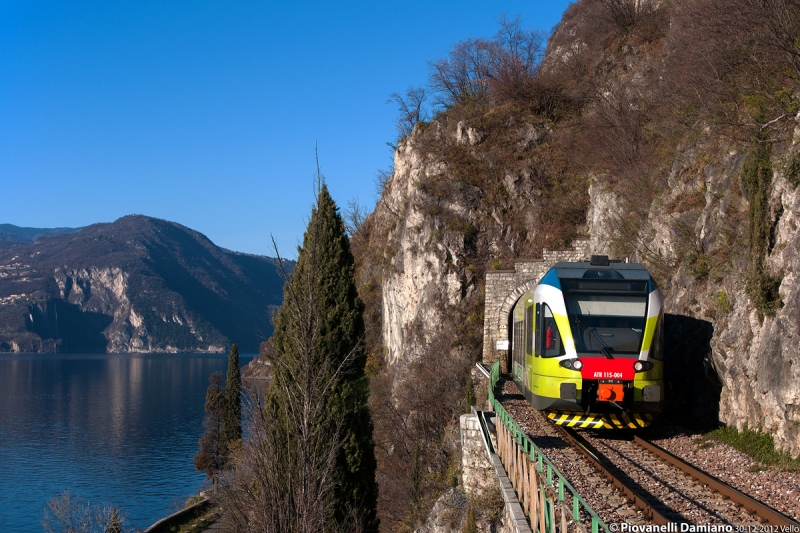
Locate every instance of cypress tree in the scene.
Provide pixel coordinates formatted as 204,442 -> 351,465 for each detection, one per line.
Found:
222,343 -> 242,448
268,182 -> 378,532
465,372 -> 476,413
194,371 -> 225,490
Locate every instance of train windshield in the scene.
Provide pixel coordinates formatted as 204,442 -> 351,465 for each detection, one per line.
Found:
564,293 -> 648,357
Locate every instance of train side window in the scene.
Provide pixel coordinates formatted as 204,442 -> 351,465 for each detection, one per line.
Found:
513,320 -> 524,365
540,304 -> 566,358
533,303 -> 541,356
650,311 -> 664,361
524,305 -> 534,355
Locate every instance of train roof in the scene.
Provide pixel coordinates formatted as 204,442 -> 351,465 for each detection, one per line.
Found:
539,256 -> 656,291
552,260 -> 651,281
529,258 -> 659,298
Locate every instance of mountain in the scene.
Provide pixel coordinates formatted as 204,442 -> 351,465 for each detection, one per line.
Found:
0,215 -> 288,353
354,2 -> 800,524
0,224 -> 81,243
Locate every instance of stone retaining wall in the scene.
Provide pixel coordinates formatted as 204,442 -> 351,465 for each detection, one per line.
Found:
460,412 -> 532,533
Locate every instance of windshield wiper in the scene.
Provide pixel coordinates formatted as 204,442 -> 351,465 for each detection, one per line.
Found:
574,318 -> 614,359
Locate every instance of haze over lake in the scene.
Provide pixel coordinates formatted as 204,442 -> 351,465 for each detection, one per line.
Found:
0,353 -> 252,533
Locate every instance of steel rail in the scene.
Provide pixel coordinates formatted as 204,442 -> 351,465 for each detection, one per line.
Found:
633,436 -> 800,527
475,361 -> 491,379
554,425 -> 672,525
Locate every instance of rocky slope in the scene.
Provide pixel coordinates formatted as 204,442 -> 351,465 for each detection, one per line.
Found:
356,0 -> 800,473
622,133 -> 800,456
0,215 -> 285,353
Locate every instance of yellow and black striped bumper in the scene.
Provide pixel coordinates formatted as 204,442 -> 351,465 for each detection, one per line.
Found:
546,411 -> 655,429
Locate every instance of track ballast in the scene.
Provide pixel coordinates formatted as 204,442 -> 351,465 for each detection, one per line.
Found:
497,376 -> 800,528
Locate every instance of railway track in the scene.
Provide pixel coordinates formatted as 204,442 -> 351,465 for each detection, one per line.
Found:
497,377 -> 800,529
555,424 -> 800,527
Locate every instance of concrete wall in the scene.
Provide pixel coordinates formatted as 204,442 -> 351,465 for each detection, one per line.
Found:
143,497 -> 210,533
482,240 -> 591,365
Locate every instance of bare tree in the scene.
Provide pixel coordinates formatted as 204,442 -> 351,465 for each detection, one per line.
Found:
429,15 -> 545,108
430,37 -> 495,107
95,505 -> 126,533
749,0 -> 800,81
370,326 -> 474,529
389,86 -> 429,138
219,380 -> 350,533
665,0 -> 800,137
42,491 -> 93,533
601,0 -> 650,31
488,15 -> 546,91
374,167 -> 392,200
41,491 -> 127,533
345,196 -> 370,237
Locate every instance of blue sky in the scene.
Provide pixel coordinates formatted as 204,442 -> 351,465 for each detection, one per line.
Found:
1,1 -> 573,258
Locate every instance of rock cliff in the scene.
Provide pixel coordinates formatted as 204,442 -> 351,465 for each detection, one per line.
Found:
357,0 -> 800,473
610,132 -> 800,456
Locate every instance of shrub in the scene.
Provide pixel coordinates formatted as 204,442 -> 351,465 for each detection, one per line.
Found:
703,425 -> 800,473
742,138 -> 783,318
782,151 -> 800,188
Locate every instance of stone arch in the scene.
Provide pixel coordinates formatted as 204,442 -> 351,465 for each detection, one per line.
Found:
497,279 -> 539,330
481,239 -> 590,365
493,278 -> 542,372
482,262 -> 551,365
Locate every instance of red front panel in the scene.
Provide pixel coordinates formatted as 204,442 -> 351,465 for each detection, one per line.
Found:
579,358 -> 636,381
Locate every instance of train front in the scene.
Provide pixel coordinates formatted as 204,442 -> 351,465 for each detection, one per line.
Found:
516,256 -> 664,429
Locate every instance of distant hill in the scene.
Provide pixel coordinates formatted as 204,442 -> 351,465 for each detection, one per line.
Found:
0,215 -> 289,353
0,224 -> 81,243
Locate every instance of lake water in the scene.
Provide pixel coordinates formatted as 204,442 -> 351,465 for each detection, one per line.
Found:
0,353 -> 252,533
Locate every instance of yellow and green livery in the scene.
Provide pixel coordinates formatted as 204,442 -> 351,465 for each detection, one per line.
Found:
510,256 -> 664,428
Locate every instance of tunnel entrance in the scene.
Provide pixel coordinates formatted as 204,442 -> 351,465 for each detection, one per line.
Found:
482,240 -> 589,371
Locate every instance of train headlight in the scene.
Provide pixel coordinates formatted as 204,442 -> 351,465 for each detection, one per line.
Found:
559,359 -> 583,371
633,360 -> 654,372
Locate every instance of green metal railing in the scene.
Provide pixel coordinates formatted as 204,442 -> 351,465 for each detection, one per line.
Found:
488,360 -> 609,533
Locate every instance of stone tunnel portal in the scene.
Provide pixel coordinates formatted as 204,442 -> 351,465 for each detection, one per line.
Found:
481,241 -> 590,370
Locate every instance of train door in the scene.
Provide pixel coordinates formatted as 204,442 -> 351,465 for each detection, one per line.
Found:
529,302 -> 567,405
539,304 -> 565,358
511,301 -> 526,390
525,302 -> 535,394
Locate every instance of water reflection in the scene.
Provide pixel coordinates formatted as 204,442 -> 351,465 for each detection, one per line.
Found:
0,353 -> 251,533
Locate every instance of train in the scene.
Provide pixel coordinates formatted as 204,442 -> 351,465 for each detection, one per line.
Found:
509,255 -> 664,429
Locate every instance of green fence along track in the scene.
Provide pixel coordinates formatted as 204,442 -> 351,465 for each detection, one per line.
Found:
488,360 -> 609,533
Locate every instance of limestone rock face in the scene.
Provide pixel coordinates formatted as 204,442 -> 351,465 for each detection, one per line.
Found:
365,104 -> 584,369
53,266 -> 146,353
586,180 -> 621,257
586,131 -> 800,455
376,130 -> 482,366
710,176 -> 800,454
413,488 -> 469,533
369,113 -> 800,457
